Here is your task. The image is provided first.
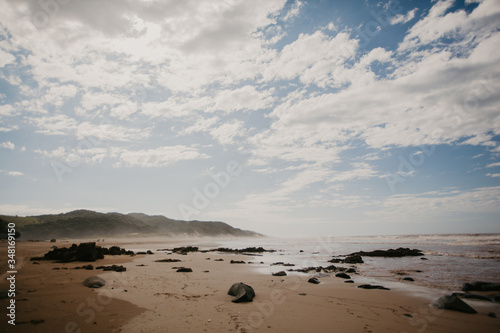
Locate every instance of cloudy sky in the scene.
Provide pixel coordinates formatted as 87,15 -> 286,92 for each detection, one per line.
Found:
1,0 -> 499,237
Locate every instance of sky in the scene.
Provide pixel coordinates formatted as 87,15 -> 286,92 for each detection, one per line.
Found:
0,0 -> 499,237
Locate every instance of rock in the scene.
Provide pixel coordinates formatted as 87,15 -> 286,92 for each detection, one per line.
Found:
452,293 -> 492,302
171,246 -> 199,254
30,319 -> 45,325
403,277 -> 414,282
50,239 -> 56,242
214,259 -> 224,261
433,295 -> 477,314
147,250 -> 154,254
335,272 -> 351,279
299,250 -> 304,253
230,260 -> 245,264
30,242 -> 133,263
272,271 -> 287,276
227,282 -> 255,303
211,247 -> 274,254
176,267 -> 193,272
308,277 -> 321,284
348,248 -> 424,257
462,282 -> 500,292
344,255 -> 364,264
420,257 -> 428,260
344,280 -> 354,283
357,284 -> 390,290
82,276 -> 106,288
487,312 -> 496,318
271,262 -> 295,266
155,259 -> 182,263
346,268 -> 356,273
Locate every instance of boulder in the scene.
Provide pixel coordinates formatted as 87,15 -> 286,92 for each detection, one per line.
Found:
403,277 -> 414,282
230,260 -> 245,264
82,276 -> 106,288
308,277 -> 321,284
227,282 -> 255,303
272,271 -> 287,276
433,295 -> 477,314
335,272 -> 351,279
346,268 -> 356,273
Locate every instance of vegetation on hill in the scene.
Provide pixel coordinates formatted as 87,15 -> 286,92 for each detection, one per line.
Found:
0,210 -> 262,240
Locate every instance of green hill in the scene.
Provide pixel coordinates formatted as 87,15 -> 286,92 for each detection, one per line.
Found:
0,210 -> 262,240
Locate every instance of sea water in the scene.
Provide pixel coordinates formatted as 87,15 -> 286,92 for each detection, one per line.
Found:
122,233 -> 500,293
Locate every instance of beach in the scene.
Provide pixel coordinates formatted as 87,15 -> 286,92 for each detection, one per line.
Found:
1,237 -> 500,332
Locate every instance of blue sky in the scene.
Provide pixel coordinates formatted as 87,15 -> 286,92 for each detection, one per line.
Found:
1,0 -> 499,237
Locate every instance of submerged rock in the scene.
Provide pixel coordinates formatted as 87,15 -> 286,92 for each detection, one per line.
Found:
433,295 -> 477,314
227,282 -> 255,303
348,247 -> 424,257
462,282 -> 500,292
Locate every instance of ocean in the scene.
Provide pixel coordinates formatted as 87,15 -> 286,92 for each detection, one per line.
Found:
124,233 -> 500,296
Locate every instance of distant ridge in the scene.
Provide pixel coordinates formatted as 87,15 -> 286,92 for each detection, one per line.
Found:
0,210 -> 263,239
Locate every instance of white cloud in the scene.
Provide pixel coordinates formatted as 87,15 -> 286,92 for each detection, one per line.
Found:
283,0 -> 303,22
0,141 -> 15,149
0,48 -> 16,67
209,120 -> 247,145
0,125 -> 19,132
390,8 -> 418,25
6,171 -> 23,176
113,145 -> 210,168
486,173 -> 500,178
486,162 -> 500,168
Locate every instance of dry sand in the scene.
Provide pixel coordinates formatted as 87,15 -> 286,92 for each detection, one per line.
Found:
1,239 -> 499,333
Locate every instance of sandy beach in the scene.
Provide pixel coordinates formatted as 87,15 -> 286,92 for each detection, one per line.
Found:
1,239 -> 499,333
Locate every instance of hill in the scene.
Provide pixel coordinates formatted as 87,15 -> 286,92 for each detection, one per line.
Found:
0,210 -> 262,239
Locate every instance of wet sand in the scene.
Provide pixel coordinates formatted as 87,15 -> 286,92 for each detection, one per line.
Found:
1,239 -> 499,332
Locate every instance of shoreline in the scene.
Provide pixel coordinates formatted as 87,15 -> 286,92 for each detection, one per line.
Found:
1,238 -> 499,332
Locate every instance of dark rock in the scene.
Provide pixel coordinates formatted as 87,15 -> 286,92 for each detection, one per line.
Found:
452,293 -> 492,302
433,295 -> 477,314
230,260 -> 245,264
329,258 -> 343,263
346,268 -> 356,273
214,259 -> 224,261
420,257 -> 428,260
462,282 -> 500,292
308,277 -> 321,284
271,262 -> 295,266
172,246 -> 199,254
147,250 -> 153,254
227,282 -> 255,303
30,319 -> 45,325
155,259 -> 182,263
30,242 -> 133,263
344,255 -> 364,264
344,280 -> 354,283
82,276 -> 106,288
176,267 -> 193,272
325,265 -> 337,271
272,271 -> 287,276
403,277 -> 414,282
335,272 -> 351,279
348,247 -> 424,257
299,250 -> 304,253
50,239 -> 56,242
357,284 -> 390,290
487,312 -> 496,318
403,314 -> 413,318
73,264 -> 94,270
211,247 -> 274,254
